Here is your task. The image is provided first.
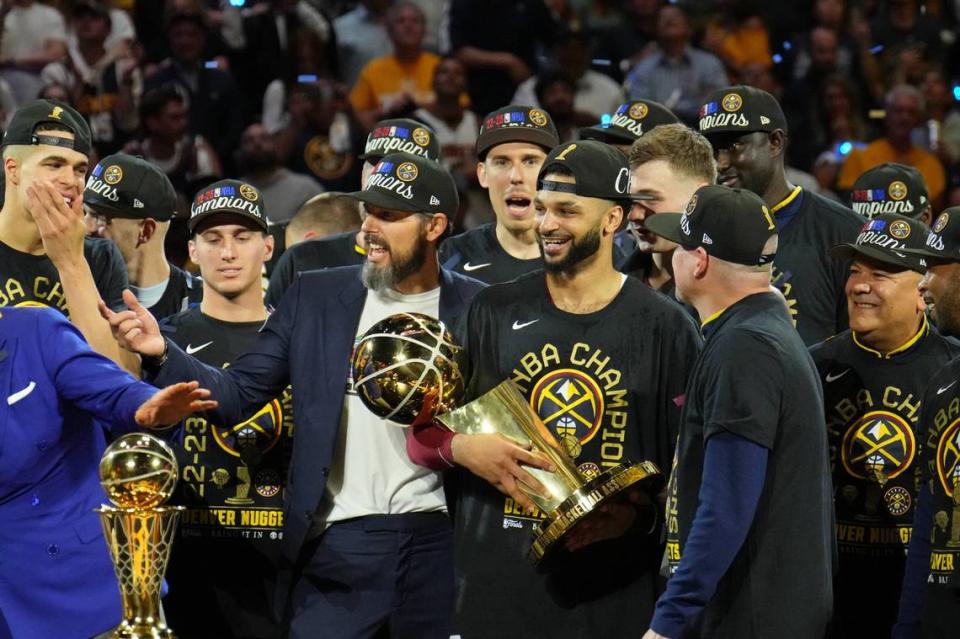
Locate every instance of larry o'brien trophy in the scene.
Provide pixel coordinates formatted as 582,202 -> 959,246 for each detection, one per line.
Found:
96,433 -> 184,639
352,313 -> 663,564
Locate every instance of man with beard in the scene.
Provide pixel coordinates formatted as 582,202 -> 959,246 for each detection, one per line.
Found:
809,213 -> 960,638
237,123 -> 322,227
409,140 -> 701,637
699,84 -> 863,345
895,206 -> 960,638
102,152 -> 484,638
265,117 -> 440,308
622,123 -> 716,297
439,104 -> 560,284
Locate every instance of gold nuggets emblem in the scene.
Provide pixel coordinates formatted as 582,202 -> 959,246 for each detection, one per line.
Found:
48,106 -> 64,120
629,103 -> 648,120
104,165 -> 123,185
722,93 -> 743,112
889,220 -> 911,239
239,184 -> 259,201
889,180 -> 908,201
396,162 -> 418,182
685,194 -> 698,214
412,127 -> 431,147
935,212 -> 950,233
529,109 -> 548,127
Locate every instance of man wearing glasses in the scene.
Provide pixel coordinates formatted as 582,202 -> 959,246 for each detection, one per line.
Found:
698,85 -> 864,345
84,153 -> 202,320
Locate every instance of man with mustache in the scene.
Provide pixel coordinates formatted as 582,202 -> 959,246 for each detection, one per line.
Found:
102,152 -> 486,638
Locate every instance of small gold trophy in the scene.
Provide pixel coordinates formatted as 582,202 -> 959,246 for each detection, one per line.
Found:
864,454 -> 888,517
96,433 -> 184,638
352,313 -> 663,565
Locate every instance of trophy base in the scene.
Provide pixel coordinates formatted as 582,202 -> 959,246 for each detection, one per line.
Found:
528,461 -> 663,564
95,620 -> 175,639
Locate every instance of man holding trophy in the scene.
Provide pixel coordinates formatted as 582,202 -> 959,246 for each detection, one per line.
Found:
409,140 -> 702,637
102,153 -> 491,638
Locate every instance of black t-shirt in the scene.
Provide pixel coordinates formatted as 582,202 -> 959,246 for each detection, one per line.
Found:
0,236 -> 127,314
774,190 -> 864,345
809,322 -> 960,637
666,292 -> 834,638
148,264 -> 203,321
913,357 -> 960,637
265,231 -> 363,309
454,272 -> 701,638
159,308 -> 294,638
439,222 -> 544,285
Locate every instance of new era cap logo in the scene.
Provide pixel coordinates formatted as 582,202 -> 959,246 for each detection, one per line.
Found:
430,196 -> 440,206
760,116 -> 770,125
133,198 -> 144,209
702,233 -> 713,244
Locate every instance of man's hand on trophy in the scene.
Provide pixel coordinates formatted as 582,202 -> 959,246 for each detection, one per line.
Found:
451,433 -> 555,513
563,487 -> 656,552
135,381 -> 218,428
99,289 -> 166,357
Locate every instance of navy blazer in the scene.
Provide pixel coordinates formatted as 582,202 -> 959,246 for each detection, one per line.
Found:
151,266 -> 484,564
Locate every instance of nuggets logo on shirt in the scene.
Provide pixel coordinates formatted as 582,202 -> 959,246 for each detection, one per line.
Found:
935,418 -> 960,496
0,277 -> 69,314
771,265 -> 799,325
530,369 -> 604,459
926,399 -> 960,580
841,411 -> 916,483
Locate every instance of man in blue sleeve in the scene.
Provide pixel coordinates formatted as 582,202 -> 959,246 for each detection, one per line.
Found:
642,185 -> 835,638
102,153 -> 486,638
0,305 -> 214,639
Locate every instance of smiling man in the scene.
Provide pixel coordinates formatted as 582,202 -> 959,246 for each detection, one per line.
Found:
809,212 -> 960,638
102,152 -> 484,638
699,85 -> 863,345
439,104 -> 560,284
0,98 -> 132,367
410,139 -> 700,637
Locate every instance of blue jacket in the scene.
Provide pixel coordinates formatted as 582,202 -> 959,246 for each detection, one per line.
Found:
150,266 -> 484,565
0,307 -> 157,639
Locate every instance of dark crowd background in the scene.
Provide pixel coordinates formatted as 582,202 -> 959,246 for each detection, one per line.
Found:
3,0 -> 959,268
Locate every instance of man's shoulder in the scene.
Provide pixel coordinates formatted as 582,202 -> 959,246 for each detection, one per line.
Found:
469,270 -> 540,306
82,235 -> 124,265
287,232 -> 362,268
801,190 -> 864,232
808,329 -> 853,360
296,263 -> 362,285
442,224 -> 495,253
159,306 -> 202,332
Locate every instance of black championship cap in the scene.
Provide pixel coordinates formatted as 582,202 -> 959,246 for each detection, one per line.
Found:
359,118 -> 440,163
850,163 -> 928,219
347,151 -> 458,214
644,185 -> 777,266
84,154 -> 177,220
580,100 -> 680,145
189,179 -> 268,233
476,104 -> 560,159
2,99 -> 92,156
899,207 -> 960,263
537,140 -> 636,204
830,213 -> 930,273
698,85 -> 788,139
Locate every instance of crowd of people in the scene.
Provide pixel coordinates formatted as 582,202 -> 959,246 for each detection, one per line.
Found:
3,0 -> 960,638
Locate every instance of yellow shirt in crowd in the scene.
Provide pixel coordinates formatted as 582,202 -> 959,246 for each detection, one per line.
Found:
349,52 -> 440,112
837,139 -> 946,205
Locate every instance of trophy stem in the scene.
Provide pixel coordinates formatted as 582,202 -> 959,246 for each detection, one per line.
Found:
96,505 -> 184,639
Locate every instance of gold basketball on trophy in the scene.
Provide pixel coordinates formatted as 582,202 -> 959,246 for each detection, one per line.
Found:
351,312 -> 465,425
99,433 -> 178,509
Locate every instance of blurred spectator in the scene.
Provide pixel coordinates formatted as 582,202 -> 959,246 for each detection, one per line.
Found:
408,0 -> 445,52
145,10 -> 244,171
534,71 -> 579,142
0,0 -> 68,105
37,81 -> 73,105
275,80 -> 365,192
283,192 -> 361,248
350,2 -> 438,131
591,0 -> 662,83
703,2 -> 773,77
871,0 -> 942,61
226,0 -> 333,120
124,86 -> 222,197
914,67 -> 960,166
448,0 -> 555,116
333,0 -> 391,87
41,2 -> 139,156
623,4 -> 729,123
811,151 -> 843,201
237,123 -> 323,226
262,29 -> 340,134
512,29 -> 623,121
66,0 -> 136,60
413,56 -> 478,181
838,83 -> 947,206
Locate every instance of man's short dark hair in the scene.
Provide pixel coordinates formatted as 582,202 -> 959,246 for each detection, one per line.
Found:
140,86 -> 183,122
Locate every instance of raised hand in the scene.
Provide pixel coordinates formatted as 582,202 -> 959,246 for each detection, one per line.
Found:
135,381 -> 217,428
99,289 -> 165,357
26,179 -> 86,269
451,432 -> 555,513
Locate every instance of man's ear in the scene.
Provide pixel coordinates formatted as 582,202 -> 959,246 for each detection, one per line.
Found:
139,218 -> 157,245
4,156 -> 20,186
476,161 -> 488,189
694,247 -> 710,279
263,233 -> 275,261
769,130 -> 787,160
426,213 -> 448,242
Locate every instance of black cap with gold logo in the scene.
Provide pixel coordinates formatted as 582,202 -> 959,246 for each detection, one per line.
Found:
2,99 -> 92,156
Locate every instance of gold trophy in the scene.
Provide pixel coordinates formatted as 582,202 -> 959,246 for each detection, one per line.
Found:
863,454 -> 888,517
352,313 -> 663,564
96,433 -> 184,638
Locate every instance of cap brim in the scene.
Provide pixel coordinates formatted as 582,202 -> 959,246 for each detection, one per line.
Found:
899,246 -> 960,263
188,209 -> 268,233
829,243 -> 924,272
642,212 -> 686,244
477,127 -> 558,157
578,126 -> 635,144
346,189 -> 425,213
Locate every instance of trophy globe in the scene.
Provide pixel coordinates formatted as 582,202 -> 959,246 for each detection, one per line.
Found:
99,432 -> 178,509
